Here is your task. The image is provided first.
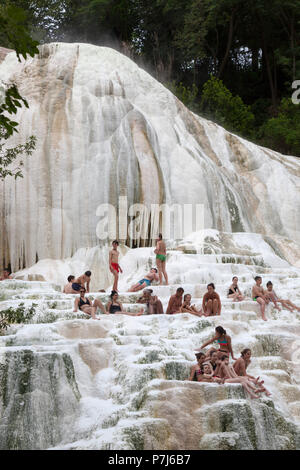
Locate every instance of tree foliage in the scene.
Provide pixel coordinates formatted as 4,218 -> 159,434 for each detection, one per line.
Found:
0,2 -> 38,178
0,302 -> 37,331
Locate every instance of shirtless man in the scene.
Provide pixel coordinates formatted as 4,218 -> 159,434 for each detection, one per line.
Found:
109,240 -> 123,292
166,287 -> 184,314
265,281 -> 300,312
202,283 -> 221,316
154,234 -> 168,285
72,271 -> 92,293
187,352 -> 206,381
63,275 -> 78,294
219,356 -> 263,399
137,288 -> 164,314
129,268 -> 159,292
252,276 -> 269,321
0,269 -> 12,281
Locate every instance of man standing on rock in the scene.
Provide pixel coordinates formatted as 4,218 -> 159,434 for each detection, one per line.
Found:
109,240 -> 123,292
154,233 -> 168,285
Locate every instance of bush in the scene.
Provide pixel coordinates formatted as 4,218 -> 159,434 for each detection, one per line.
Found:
260,98 -> 300,156
0,302 -> 37,331
200,75 -> 255,138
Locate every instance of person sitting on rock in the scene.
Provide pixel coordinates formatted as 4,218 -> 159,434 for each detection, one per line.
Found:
195,326 -> 237,360
0,268 -> 12,281
63,275 -> 78,294
265,281 -> 300,312
106,290 -> 144,316
219,355 -> 266,399
72,271 -> 92,293
202,283 -> 221,316
128,268 -> 159,292
233,348 -> 271,396
252,276 -> 269,321
197,362 -> 223,383
187,352 -> 206,381
208,349 -> 219,372
137,288 -> 164,314
166,287 -> 184,314
73,287 -> 106,319
181,294 -> 204,316
227,276 -> 244,302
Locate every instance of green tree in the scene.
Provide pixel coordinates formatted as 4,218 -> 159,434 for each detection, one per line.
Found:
260,98 -> 300,156
201,75 -> 255,137
0,2 -> 38,178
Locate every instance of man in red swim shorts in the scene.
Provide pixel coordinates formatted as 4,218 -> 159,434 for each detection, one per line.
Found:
109,240 -> 123,292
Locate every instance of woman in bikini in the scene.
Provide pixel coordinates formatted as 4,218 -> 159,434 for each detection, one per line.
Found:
233,349 -> 271,396
74,288 -> 107,319
195,326 -> 237,360
106,291 -> 144,316
202,283 -> 222,316
154,234 -> 168,285
227,276 -> 244,302
181,294 -> 204,316
219,356 -> 265,399
128,268 -> 159,292
187,352 -> 206,381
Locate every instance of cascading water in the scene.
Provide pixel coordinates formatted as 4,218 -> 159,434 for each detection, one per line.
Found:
0,43 -> 300,450
0,43 -> 300,274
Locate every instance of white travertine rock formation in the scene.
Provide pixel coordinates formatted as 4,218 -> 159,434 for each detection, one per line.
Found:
0,42 -> 299,274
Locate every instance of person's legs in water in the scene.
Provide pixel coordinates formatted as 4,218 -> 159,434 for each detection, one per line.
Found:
256,297 -> 267,321
224,378 -> 260,399
212,298 -> 219,315
204,299 -> 213,316
93,299 -> 107,314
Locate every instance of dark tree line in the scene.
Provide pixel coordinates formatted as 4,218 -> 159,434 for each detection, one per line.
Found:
1,0 -> 300,155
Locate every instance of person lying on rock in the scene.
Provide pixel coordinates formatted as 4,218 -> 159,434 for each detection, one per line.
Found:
195,326 -> 237,361
106,290 -> 144,316
72,271 -> 92,293
219,356 -> 264,399
128,268 -> 159,292
63,275 -> 78,294
252,276 -> 269,321
265,281 -> 300,312
73,287 -> 106,319
187,352 -> 206,381
233,349 -> 271,396
0,268 -> 12,281
202,283 -> 221,316
227,276 -> 244,302
166,287 -> 184,314
181,294 -> 204,316
137,288 -> 164,314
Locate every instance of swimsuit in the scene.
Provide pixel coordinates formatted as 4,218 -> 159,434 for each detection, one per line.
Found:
111,263 -> 120,273
109,303 -> 122,314
156,254 -> 166,262
228,286 -> 238,295
253,297 -> 257,301
139,279 -> 151,286
217,337 -> 229,353
72,282 -> 82,291
79,297 -> 91,310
